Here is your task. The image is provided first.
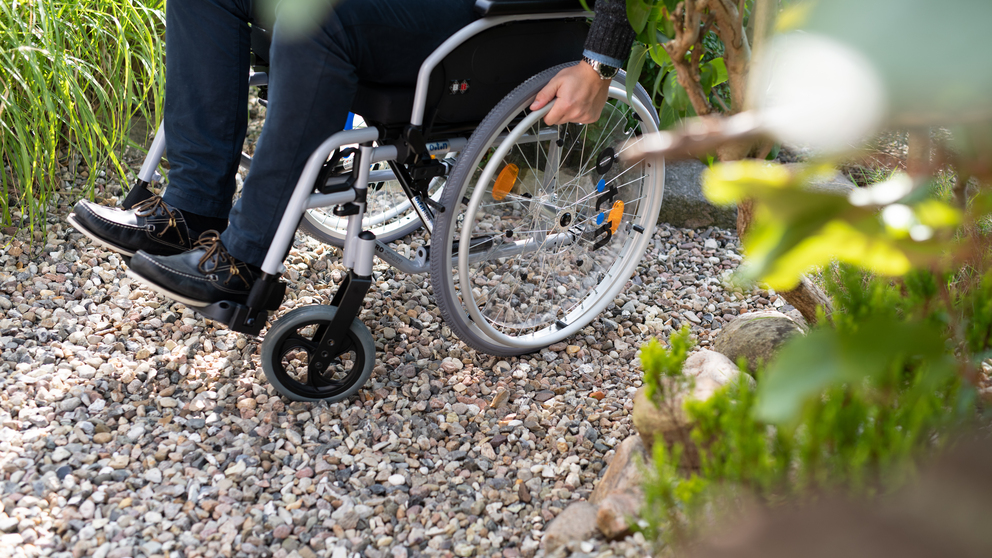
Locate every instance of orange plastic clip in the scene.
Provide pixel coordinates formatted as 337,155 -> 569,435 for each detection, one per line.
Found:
608,200 -> 624,233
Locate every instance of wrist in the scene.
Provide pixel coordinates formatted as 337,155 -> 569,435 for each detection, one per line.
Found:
581,55 -> 619,80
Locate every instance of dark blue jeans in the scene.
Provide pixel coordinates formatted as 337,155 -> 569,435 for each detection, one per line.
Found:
161,0 -> 478,267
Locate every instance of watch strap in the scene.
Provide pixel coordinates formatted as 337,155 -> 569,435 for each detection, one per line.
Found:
581,55 -> 619,80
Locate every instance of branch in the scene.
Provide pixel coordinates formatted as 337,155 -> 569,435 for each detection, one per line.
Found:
663,4 -> 715,117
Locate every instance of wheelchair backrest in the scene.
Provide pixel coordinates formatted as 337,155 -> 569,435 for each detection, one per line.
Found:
416,16 -> 588,136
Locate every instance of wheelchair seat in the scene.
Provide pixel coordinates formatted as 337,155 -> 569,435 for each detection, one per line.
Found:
350,83 -> 415,128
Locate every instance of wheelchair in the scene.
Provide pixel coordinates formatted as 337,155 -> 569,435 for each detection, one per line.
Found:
122,0 -> 665,402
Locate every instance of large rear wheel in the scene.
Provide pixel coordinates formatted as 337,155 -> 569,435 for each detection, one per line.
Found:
429,64 -> 664,356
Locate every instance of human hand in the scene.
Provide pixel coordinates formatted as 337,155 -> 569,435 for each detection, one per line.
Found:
529,61 -> 612,125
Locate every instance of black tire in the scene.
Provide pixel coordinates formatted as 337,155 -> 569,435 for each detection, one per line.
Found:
429,63 -> 663,357
261,306 -> 375,402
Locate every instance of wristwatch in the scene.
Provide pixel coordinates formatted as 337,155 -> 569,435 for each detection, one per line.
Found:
582,55 -> 619,80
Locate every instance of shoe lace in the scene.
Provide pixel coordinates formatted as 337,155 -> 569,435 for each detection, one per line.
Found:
133,196 -> 179,238
194,231 -> 251,289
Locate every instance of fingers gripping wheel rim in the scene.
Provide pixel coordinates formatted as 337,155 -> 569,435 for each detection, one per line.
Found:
430,64 -> 664,356
261,306 -> 375,402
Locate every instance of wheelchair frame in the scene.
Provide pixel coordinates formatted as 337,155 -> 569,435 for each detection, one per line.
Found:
122,3 -> 664,400
130,7 -> 590,319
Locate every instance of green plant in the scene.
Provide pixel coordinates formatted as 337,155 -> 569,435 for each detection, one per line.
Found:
0,0 -> 166,233
641,325 -> 695,402
640,266 -> 978,551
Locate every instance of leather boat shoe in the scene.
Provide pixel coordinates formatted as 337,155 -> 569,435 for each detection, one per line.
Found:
68,196 -> 198,257
127,231 -> 260,307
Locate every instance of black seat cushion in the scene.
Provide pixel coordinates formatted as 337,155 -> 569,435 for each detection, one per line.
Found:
474,0 -> 586,16
349,83 -> 415,126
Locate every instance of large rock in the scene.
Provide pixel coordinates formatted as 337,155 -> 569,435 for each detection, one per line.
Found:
712,311 -> 804,372
540,501 -> 599,552
659,159 -> 737,229
589,435 -> 649,504
596,489 -> 644,540
658,160 -> 857,231
783,163 -> 857,196
633,350 -> 748,468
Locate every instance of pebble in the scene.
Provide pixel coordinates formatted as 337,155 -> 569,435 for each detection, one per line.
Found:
0,189 -> 795,558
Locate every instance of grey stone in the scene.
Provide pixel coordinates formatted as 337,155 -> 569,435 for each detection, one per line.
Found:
541,501 -> 600,552
596,490 -> 643,540
590,436 -> 648,504
783,163 -> 857,196
659,159 -> 737,229
712,311 -> 805,371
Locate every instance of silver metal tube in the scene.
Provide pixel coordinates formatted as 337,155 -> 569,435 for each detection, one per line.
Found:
248,72 -> 268,86
342,144 -> 374,270
137,122 -> 166,183
354,234 -> 376,277
372,241 -> 430,275
370,145 -> 398,164
319,169 -> 395,191
304,190 -> 357,210
261,127 -> 379,275
464,231 -> 576,266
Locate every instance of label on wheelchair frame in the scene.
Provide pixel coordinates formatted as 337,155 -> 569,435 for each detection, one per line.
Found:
426,141 -> 449,154
448,79 -> 470,95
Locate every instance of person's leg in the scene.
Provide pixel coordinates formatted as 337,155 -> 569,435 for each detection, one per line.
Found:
128,0 -> 478,305
160,0 -> 254,223
221,0 -> 479,267
70,0 -> 252,256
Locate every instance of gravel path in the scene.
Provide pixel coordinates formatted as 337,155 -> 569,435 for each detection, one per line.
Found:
0,195 -> 788,558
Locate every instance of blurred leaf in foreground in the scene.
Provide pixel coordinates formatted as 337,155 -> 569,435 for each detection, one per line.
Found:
704,162 -> 963,290
755,316 -> 955,424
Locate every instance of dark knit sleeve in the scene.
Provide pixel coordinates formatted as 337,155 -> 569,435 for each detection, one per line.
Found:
584,0 -> 636,66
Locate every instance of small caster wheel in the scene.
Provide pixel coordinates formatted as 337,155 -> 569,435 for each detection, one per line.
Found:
261,306 -> 375,402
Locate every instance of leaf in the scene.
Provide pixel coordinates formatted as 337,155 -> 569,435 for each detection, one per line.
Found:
775,2 -> 816,32
659,100 -> 677,129
662,71 -> 691,113
754,327 -> 840,424
699,63 -> 715,96
708,57 -> 728,87
649,44 -> 671,66
914,199 -> 961,228
756,317 -> 950,424
760,220 -> 913,289
701,160 -> 793,205
625,42 -> 649,103
626,0 -> 652,34
765,143 -> 781,161
652,66 -> 667,99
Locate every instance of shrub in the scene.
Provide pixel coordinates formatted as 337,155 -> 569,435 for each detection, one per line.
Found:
0,0 -> 165,232
639,265 -> 981,551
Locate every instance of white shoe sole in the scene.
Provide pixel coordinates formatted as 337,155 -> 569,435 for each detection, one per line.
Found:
66,213 -> 137,257
125,268 -> 210,308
